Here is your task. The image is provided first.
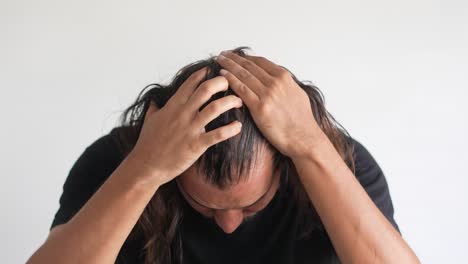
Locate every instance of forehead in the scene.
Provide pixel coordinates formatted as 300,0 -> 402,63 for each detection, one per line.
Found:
178,149 -> 276,208
181,157 -> 273,189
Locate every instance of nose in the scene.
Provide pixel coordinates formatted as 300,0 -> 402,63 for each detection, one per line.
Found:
213,209 -> 244,234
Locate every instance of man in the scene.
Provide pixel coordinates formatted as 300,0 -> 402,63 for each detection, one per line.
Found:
27,48 -> 420,263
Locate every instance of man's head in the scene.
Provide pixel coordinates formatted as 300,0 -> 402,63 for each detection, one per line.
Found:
151,47 -> 285,234
177,143 -> 281,234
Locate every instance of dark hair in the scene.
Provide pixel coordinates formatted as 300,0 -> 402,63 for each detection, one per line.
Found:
112,46 -> 356,264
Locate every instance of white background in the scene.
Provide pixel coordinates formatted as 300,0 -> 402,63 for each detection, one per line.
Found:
1,0 -> 467,263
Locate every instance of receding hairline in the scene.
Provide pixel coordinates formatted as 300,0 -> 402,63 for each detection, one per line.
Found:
194,139 -> 276,187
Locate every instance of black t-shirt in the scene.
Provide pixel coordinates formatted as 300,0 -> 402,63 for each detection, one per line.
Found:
50,127 -> 401,263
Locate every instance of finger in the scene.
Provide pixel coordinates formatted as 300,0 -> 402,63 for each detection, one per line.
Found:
199,120 -> 242,148
185,76 -> 230,112
144,101 -> 160,122
219,69 -> 259,109
244,55 -> 285,77
171,67 -> 209,105
193,95 -> 243,128
219,51 -> 274,87
216,54 -> 266,97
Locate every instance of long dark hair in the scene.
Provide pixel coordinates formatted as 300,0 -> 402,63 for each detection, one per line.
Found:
112,46 -> 356,264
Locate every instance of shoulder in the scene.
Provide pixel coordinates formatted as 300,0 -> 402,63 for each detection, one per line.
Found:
50,126 -> 131,229
345,135 -> 401,233
82,125 -> 135,164
345,136 -> 384,182
73,126 -> 128,177
61,126 -> 132,192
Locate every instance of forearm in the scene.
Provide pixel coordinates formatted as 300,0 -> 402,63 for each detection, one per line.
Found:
27,152 -> 164,264
292,134 -> 420,264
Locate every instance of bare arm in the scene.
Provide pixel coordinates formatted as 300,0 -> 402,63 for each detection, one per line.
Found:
27,152 -> 164,264
212,50 -> 420,263
28,66 -> 243,264
292,133 -> 420,264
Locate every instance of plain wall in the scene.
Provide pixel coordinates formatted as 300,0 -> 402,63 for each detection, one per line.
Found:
1,0 -> 467,263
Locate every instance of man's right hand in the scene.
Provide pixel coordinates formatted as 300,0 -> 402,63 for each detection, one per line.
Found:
129,66 -> 244,186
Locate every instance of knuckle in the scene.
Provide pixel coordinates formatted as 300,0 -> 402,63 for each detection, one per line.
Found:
271,78 -> 282,88
190,69 -> 206,81
227,95 -> 241,103
258,99 -> 273,114
208,101 -> 223,113
217,129 -> 229,139
264,78 -> 275,87
238,69 -> 251,80
197,66 -> 209,76
187,139 -> 200,153
240,60 -> 255,69
217,75 -> 229,86
277,68 -> 290,79
263,89 -> 275,98
200,82 -> 216,95
238,83 -> 248,91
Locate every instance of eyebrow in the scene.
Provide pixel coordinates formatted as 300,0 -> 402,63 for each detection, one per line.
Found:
176,174 -> 276,210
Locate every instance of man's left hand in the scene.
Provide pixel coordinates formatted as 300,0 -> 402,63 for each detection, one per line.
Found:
216,50 -> 325,159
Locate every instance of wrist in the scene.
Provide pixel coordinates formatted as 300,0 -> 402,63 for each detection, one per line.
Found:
291,132 -> 346,182
289,130 -> 330,162
121,150 -> 168,189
